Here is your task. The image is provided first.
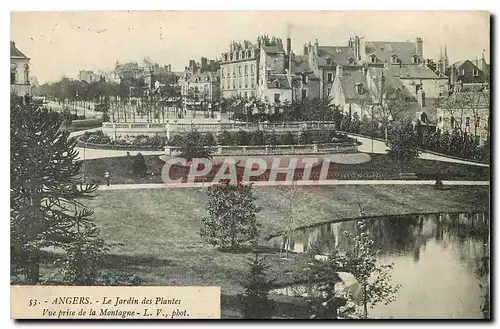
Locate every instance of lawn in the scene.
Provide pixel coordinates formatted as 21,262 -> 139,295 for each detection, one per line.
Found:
37,185 -> 489,318
81,153 -> 490,185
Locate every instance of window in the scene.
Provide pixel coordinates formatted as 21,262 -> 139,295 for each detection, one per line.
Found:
327,87 -> 331,96
348,58 -> 355,65
238,66 -> 242,76
236,52 -> 239,60
327,73 -> 333,83
302,74 -> 308,84
439,116 -> 442,123
230,54 -> 233,61
10,72 -> 15,84
275,81 -> 280,88
466,117 -> 470,127
473,68 -> 479,76
245,65 -> 248,75
301,89 -> 307,99
222,68 -> 225,77
476,117 -> 481,127
241,52 -> 245,59
450,117 -> 455,129
244,91 -> 248,98
356,83 -> 363,95
274,93 -> 281,103
460,69 -> 465,76
370,55 -> 376,63
251,64 -> 255,74
391,54 -> 398,63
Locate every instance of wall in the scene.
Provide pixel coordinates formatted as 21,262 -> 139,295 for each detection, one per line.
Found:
436,107 -> 490,145
399,78 -> 449,99
220,58 -> 257,99
292,77 -> 321,101
260,87 -> 292,106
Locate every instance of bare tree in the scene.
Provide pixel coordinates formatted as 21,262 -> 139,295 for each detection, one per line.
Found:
276,182 -> 325,259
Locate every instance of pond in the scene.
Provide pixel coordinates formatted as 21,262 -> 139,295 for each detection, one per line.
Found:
268,212 -> 490,319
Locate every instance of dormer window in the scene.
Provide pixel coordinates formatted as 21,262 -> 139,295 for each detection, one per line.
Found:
356,83 -> 363,95
391,54 -> 398,64
412,55 -> 420,64
348,57 -> 355,65
326,57 -> 332,65
370,54 -> 377,63
235,52 -> 239,60
230,54 -> 233,61
473,68 -> 479,76
275,80 -> 280,88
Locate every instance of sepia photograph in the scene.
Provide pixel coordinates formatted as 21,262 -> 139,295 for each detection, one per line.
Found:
10,9 -> 491,320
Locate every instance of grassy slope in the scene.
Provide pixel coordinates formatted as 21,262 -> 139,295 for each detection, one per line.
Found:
82,153 -> 490,185
39,185 -> 489,288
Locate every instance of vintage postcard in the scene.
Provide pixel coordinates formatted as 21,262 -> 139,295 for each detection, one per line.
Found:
10,10 -> 490,320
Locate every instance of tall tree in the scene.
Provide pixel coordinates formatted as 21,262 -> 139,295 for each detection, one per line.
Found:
386,117 -> 421,172
200,182 -> 261,250
11,98 -> 100,284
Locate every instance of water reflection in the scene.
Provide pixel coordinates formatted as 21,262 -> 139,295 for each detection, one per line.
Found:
269,212 -> 490,319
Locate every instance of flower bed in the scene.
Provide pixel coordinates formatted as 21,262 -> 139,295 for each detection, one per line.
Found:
79,129 -> 357,151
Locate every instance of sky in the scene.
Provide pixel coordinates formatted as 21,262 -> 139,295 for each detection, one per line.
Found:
10,10 -> 490,84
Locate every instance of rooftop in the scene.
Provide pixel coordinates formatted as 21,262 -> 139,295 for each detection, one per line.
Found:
316,46 -> 356,66
10,41 -> 29,59
365,41 -> 419,64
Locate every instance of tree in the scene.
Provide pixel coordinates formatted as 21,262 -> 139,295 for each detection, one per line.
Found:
199,182 -> 262,249
132,152 -> 148,177
177,127 -> 213,163
11,98 -> 100,284
324,219 -> 401,318
241,252 -> 275,319
386,117 -> 420,172
277,184 -> 323,259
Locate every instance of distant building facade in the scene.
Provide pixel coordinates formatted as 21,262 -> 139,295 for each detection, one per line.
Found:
219,40 -> 259,99
10,41 -> 31,96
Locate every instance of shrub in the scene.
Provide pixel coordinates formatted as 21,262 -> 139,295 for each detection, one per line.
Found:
131,153 -> 148,177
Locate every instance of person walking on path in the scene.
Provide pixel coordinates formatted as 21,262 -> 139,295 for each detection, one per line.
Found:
104,170 -> 111,186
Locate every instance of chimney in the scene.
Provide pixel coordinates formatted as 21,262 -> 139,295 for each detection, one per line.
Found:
303,43 -> 308,55
307,42 -> 312,55
416,37 -> 423,57
314,39 -> 319,54
286,37 -> 291,56
336,65 -> 343,78
418,88 -> 426,108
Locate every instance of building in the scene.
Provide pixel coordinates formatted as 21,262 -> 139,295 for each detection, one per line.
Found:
436,89 -> 490,145
289,53 -> 321,101
78,70 -> 99,83
306,39 -> 357,99
178,69 -> 220,110
10,41 -> 31,96
352,36 -> 425,66
303,36 -> 427,100
447,54 -> 490,92
257,36 -> 294,106
219,40 -> 259,99
329,63 -> 445,128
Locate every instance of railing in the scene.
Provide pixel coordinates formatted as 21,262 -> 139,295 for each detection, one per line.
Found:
11,84 -> 31,96
164,142 -> 357,156
102,121 -> 337,133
